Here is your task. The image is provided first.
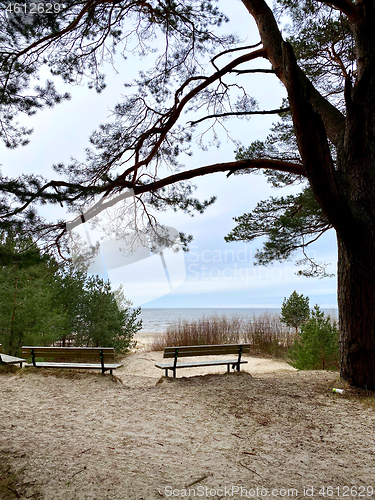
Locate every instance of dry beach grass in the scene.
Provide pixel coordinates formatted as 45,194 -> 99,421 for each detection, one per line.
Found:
150,313 -> 295,354
1,333 -> 375,500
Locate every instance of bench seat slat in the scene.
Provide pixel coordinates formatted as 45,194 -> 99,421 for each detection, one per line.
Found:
24,362 -> 122,370
163,344 -> 251,358
155,359 -> 248,369
0,353 -> 26,365
22,346 -> 114,350
22,347 -> 115,361
163,343 -> 251,350
163,350 -> 247,358
23,353 -> 115,361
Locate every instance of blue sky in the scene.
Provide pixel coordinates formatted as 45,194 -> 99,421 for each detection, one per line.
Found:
0,0 -> 338,309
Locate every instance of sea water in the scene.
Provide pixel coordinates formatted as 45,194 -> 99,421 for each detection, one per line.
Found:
139,307 -> 279,334
138,307 -> 338,333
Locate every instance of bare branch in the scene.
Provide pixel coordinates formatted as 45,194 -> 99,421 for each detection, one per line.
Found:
210,42 -> 262,70
189,107 -> 290,125
233,69 -> 275,74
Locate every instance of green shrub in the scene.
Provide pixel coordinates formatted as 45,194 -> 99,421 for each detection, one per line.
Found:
288,305 -> 339,370
62,276 -> 141,353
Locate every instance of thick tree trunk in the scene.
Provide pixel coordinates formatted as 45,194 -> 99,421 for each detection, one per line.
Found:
338,235 -> 375,389
337,0 -> 375,389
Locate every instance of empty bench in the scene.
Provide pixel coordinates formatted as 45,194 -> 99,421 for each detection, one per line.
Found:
155,344 -> 251,378
0,344 -> 26,368
22,346 -> 122,374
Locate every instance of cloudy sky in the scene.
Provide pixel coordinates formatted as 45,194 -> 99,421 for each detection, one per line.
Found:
0,0 -> 338,309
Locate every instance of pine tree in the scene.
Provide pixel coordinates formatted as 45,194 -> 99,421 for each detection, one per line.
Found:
280,291 -> 310,335
54,265 -> 87,347
73,275 -> 141,353
0,235 -> 65,356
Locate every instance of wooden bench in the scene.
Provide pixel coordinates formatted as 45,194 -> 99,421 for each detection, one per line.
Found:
155,344 -> 251,378
22,346 -> 122,374
0,344 -> 26,367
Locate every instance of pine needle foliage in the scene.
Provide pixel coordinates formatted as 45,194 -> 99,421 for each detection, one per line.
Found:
280,290 -> 310,334
288,305 -> 339,371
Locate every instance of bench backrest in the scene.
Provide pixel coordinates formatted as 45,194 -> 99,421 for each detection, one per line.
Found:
163,344 -> 251,358
22,346 -> 115,362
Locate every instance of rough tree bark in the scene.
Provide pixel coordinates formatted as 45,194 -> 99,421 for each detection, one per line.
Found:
336,0 -> 375,387
338,236 -> 375,388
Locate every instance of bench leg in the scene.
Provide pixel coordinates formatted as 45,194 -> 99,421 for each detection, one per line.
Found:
165,369 -> 168,377
227,364 -> 230,373
173,368 -> 176,378
231,363 -> 241,372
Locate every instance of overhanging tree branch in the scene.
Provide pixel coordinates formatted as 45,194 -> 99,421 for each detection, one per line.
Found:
55,157 -> 306,237
232,69 -> 275,74
189,107 -> 290,126
132,158 -> 305,195
241,0 -> 355,239
1,0 -> 98,101
210,42 -> 262,70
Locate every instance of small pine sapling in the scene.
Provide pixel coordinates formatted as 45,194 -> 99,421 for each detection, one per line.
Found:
288,305 -> 339,370
280,291 -> 310,335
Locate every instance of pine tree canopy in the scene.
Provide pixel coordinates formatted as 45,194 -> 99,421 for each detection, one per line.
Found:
0,0 -> 359,266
